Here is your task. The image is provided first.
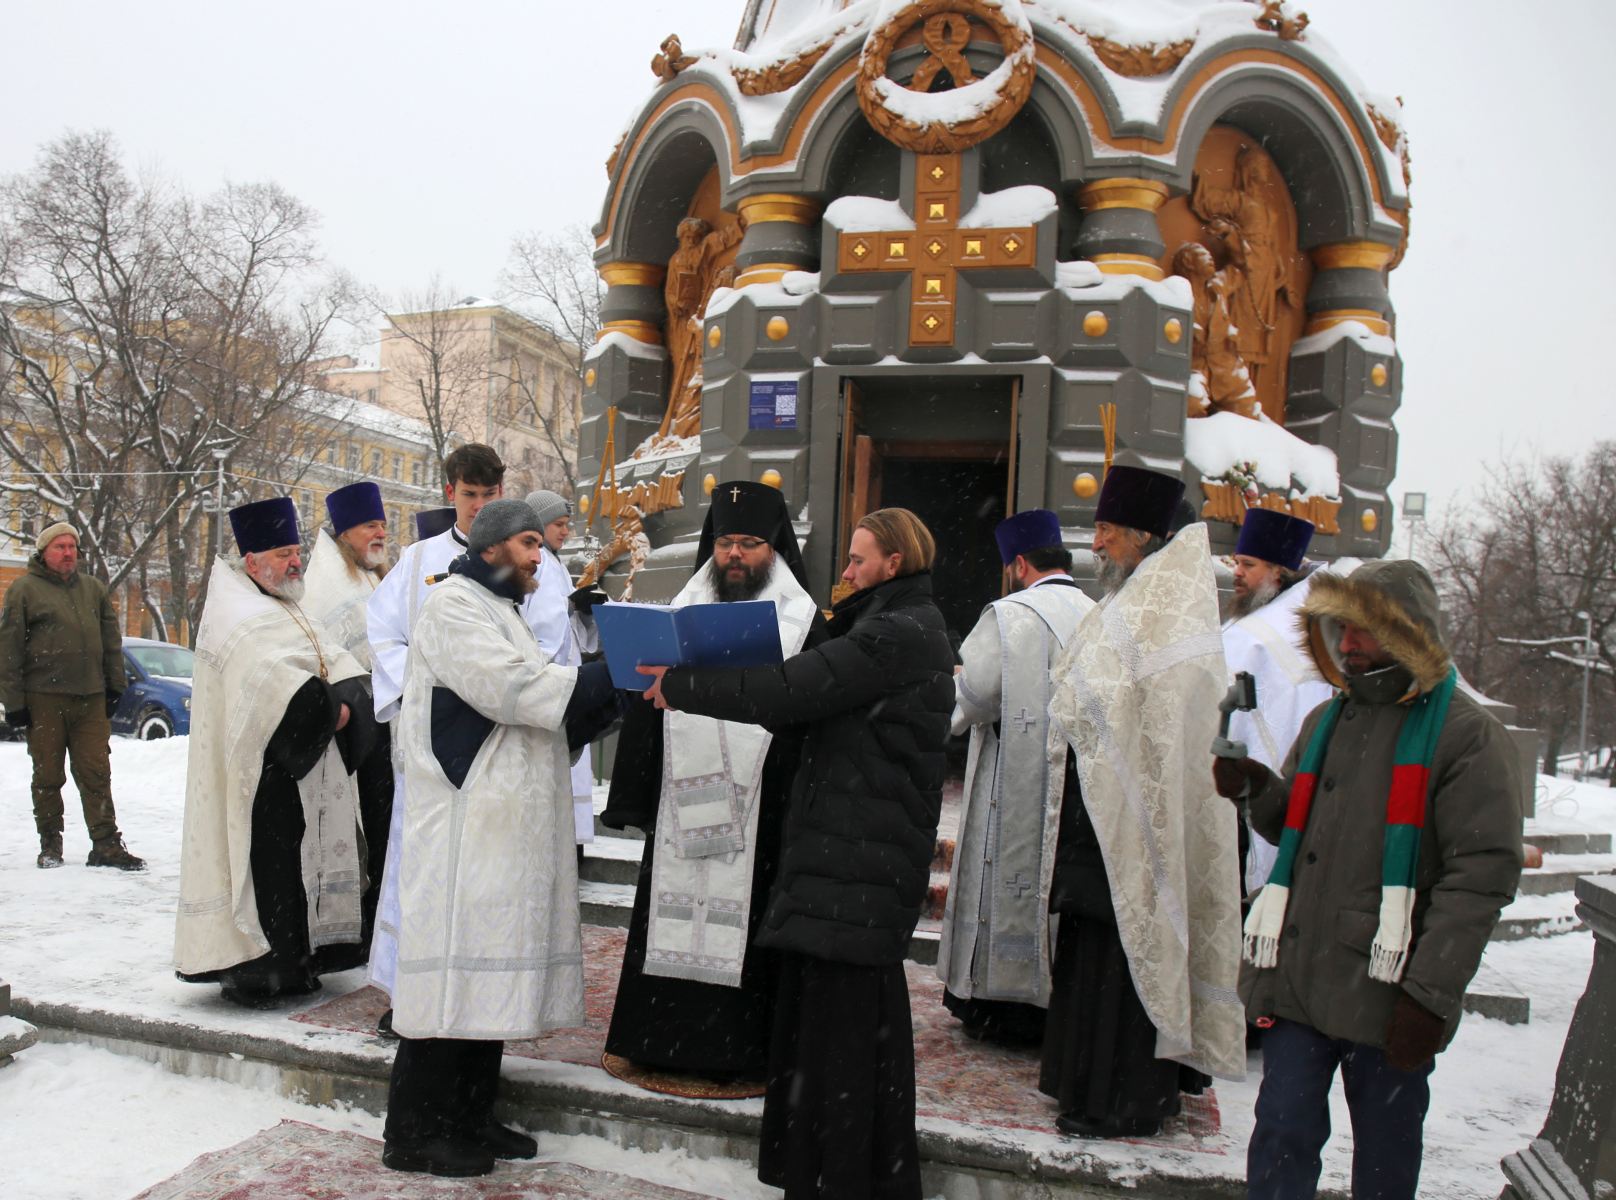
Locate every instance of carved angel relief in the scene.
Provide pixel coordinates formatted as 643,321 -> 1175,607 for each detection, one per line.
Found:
660,216 -> 745,442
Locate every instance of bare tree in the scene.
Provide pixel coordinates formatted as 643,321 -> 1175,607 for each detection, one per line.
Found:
489,346 -> 579,493
1429,442 -> 1616,777
501,224 -> 602,381
0,130 -> 355,641
366,277 -> 489,489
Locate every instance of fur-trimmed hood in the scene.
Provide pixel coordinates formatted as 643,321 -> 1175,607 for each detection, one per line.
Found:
1298,559 -> 1451,694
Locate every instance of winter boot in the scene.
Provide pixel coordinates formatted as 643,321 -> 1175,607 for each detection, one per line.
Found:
382,1136 -> 496,1177
37,833 -> 64,869
469,1121 -> 538,1160
87,835 -> 146,871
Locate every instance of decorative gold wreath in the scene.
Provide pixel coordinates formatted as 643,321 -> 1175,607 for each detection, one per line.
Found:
855,0 -> 1035,154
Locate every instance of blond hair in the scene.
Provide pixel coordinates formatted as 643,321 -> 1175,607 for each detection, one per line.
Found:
856,508 -> 935,576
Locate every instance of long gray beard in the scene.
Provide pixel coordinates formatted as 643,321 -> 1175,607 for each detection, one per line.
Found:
707,555 -> 773,602
1096,554 -> 1133,597
1222,576 -> 1281,622
269,576 -> 306,604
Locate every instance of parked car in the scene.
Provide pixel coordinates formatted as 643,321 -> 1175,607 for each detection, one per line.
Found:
111,637 -> 193,739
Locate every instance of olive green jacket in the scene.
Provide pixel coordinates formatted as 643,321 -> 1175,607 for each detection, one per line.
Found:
0,556 -> 126,711
1238,560 -> 1523,1051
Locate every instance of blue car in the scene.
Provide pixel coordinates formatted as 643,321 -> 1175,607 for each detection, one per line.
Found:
111,637 -> 194,739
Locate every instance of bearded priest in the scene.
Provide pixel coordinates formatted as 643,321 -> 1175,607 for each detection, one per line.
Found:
175,497 -> 380,1008
383,498 -> 618,1178
600,480 -> 828,1085
301,481 -> 394,956
1042,466 -> 1245,1138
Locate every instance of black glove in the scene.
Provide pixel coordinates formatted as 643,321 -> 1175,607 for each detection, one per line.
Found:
569,583 -> 609,615
5,707 -> 30,729
564,661 -> 624,752
1213,756 -> 1271,800
105,692 -> 124,718
1384,992 -> 1446,1072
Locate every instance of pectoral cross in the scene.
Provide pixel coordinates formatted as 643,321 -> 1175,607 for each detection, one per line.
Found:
1011,707 -> 1037,734
1003,872 -> 1033,898
836,153 -> 1038,345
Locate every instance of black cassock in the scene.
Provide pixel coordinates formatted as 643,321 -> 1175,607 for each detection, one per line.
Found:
1039,750 -> 1208,1124
180,673 -> 387,998
599,680 -> 816,1076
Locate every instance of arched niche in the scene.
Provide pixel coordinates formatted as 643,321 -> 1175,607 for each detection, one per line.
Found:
1170,69 -> 1393,249
603,114 -> 728,265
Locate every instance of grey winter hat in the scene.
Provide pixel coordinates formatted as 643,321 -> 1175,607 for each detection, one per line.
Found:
467,498 -> 545,556
36,521 -> 79,552
524,489 -> 573,529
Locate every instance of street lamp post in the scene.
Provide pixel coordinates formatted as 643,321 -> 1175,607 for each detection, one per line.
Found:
212,449 -> 228,558
1402,491 -> 1426,561
1578,611 -> 1593,783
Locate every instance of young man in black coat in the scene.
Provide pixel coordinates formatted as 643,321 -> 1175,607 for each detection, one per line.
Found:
641,508 -> 957,1200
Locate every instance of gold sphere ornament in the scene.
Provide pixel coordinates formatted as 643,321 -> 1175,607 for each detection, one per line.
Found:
1072,472 -> 1099,498
1083,311 -> 1109,337
765,316 -> 790,341
1361,508 -> 1378,532
707,325 -> 722,349
702,474 -> 717,496
1164,318 -> 1183,344
577,493 -> 589,513
584,368 -> 596,388
1370,363 -> 1388,387
760,469 -> 784,489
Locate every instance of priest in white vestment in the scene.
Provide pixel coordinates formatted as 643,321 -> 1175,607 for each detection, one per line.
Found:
1042,466 -> 1245,1140
175,497 -> 379,1007
939,509 -> 1094,1045
599,480 -> 826,1082
523,489 -> 601,846
1219,508 -> 1349,895
364,444 -> 505,1015
382,497 -> 619,1178
301,481 -> 395,961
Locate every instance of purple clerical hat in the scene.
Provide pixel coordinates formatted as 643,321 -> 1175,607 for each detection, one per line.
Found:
325,482 -> 386,535
1093,466 -> 1186,540
994,509 -> 1062,565
229,497 -> 299,555
415,507 -> 457,541
1236,507 -> 1314,571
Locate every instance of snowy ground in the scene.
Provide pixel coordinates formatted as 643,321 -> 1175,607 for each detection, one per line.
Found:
0,739 -> 1609,1200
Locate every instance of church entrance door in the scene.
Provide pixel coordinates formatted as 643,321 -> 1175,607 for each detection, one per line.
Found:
835,376 -> 1020,642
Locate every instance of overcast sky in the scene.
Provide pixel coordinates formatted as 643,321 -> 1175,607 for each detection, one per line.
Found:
4,0 -> 1611,522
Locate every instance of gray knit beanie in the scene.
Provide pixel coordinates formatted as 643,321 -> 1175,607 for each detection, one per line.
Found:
524,490 -> 572,529
37,521 -> 79,553
467,498 -> 544,556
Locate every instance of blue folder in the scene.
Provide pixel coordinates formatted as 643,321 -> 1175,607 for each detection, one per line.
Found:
593,600 -> 783,691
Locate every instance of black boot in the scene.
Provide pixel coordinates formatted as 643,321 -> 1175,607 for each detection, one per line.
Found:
1055,1112 -> 1162,1139
37,833 -> 64,869
382,1136 -> 496,1177
469,1121 -> 538,1160
376,1008 -> 398,1040
87,835 -> 146,871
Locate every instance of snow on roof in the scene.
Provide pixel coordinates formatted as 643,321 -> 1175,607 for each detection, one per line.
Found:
302,389 -> 433,445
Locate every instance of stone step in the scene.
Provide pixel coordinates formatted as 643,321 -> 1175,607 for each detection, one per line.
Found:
579,835 -> 642,887
1519,865 -> 1616,896
1523,818 -> 1612,856
1492,912 -> 1586,941
577,879 -> 942,966
1464,963 -> 1530,1025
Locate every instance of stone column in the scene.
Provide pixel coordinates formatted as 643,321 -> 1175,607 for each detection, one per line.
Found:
733,194 -> 823,288
1074,178 -> 1169,281
1500,875 -> 1616,1199
1303,240 -> 1396,335
597,261 -> 668,345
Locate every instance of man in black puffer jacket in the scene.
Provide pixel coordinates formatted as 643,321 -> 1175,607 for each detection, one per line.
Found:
641,508 -> 956,1200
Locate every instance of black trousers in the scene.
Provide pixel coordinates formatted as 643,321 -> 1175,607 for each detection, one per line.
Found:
384,1036 -> 504,1146
759,952 -> 921,1200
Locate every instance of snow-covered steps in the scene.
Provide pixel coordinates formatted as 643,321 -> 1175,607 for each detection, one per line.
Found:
0,978 -> 40,1066
1464,963 -> 1531,1025
1518,857 -> 1616,896
580,835 -> 643,888
1492,891 -> 1587,942
1523,817 -> 1612,856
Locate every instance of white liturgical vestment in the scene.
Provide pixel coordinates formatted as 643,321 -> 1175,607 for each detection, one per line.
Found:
522,545 -> 599,843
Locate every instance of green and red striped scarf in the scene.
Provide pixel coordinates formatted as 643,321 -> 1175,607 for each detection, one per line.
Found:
1243,666 -> 1457,983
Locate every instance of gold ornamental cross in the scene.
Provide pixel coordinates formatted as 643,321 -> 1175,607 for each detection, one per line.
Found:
835,153 -> 1037,346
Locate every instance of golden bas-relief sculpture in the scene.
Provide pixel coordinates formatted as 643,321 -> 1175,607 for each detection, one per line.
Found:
659,215 -> 744,442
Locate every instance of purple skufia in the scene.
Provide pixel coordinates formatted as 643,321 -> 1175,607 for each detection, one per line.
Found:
325,481 -> 386,535
994,509 -> 1063,564
229,496 -> 300,555
1235,507 -> 1315,570
1093,465 -> 1186,539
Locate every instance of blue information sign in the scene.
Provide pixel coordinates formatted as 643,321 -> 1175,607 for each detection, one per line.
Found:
748,380 -> 798,430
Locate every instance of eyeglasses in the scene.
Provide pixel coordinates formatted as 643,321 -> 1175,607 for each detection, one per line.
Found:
714,537 -> 768,553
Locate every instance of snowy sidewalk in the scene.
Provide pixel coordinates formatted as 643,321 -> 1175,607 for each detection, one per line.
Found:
0,739 -> 1607,1199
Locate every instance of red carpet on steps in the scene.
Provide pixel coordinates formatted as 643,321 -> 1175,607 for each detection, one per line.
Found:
293,924 -> 1221,1149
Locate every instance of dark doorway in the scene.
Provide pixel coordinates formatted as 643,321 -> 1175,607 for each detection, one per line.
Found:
880,458 -> 1008,639
836,376 -> 1018,644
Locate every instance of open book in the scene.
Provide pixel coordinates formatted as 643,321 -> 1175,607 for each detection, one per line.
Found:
593,599 -> 782,690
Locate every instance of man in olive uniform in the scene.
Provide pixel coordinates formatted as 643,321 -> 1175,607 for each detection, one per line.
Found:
0,522 -> 144,870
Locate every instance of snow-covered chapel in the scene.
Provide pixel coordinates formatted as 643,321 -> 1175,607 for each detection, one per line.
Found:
577,0 -> 1409,620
